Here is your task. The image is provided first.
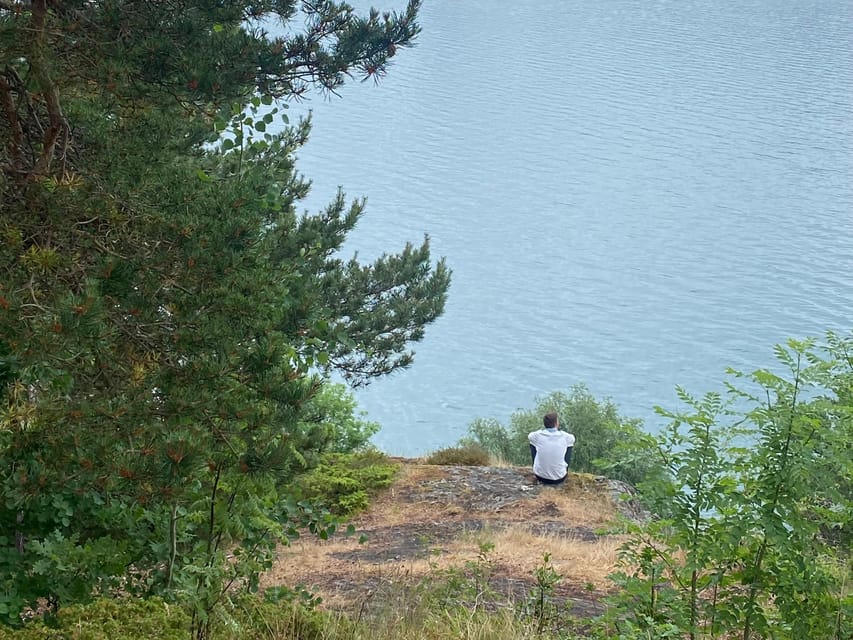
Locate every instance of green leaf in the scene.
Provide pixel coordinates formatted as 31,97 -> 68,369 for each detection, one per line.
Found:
0,0 -> 447,622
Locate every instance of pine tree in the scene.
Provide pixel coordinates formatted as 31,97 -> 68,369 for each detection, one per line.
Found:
0,1 -> 449,630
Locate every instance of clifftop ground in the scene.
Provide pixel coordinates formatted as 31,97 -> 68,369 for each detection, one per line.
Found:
265,462 -> 645,619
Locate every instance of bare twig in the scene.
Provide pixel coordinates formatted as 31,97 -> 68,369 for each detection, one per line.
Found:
0,71 -> 25,170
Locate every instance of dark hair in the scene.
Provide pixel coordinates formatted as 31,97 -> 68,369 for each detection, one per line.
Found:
543,412 -> 559,429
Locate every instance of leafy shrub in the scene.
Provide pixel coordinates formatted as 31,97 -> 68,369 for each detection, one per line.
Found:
460,384 -> 657,486
293,451 -> 399,518
420,541 -> 498,610
424,444 -> 491,466
0,598 -> 190,640
599,337 -> 853,640
299,383 -> 381,454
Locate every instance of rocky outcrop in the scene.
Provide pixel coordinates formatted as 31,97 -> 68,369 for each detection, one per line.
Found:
267,462 -> 645,621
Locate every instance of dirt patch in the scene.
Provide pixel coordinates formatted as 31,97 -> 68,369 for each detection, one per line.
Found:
264,463 -> 637,619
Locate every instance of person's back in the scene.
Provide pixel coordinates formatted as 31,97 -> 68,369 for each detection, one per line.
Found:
528,412 -> 575,485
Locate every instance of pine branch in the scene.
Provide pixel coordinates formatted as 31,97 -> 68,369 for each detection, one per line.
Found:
30,0 -> 67,177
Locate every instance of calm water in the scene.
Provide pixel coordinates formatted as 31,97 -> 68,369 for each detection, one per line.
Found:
286,0 -> 853,456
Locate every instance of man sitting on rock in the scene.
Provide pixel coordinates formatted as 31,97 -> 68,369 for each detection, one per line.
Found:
528,411 -> 576,485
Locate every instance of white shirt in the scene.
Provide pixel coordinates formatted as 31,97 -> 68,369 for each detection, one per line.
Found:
528,428 -> 576,480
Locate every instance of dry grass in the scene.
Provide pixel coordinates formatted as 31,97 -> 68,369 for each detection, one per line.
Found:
263,463 -> 627,613
521,484 -> 617,528
477,528 -> 625,589
226,599 -> 544,640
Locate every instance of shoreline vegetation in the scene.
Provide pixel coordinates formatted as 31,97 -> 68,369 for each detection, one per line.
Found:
3,333 -> 852,640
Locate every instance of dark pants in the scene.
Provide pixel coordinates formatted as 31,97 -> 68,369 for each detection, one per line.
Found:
535,474 -> 567,485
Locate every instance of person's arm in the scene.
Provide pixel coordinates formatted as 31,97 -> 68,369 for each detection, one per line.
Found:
530,444 -> 537,465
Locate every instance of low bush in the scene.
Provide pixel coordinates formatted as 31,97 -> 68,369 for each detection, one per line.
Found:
424,444 -> 491,466
460,384 -> 658,487
292,450 -> 399,518
299,383 -> 381,454
0,598 -> 190,640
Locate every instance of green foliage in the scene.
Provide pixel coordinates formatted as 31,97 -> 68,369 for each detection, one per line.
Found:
424,443 -> 492,466
0,597 -> 347,640
0,588 -> 591,640
462,385 -> 658,486
601,333 -> 853,640
292,451 -> 399,518
422,542 -> 498,612
520,552 -> 565,635
298,383 -> 380,454
0,598 -> 190,640
0,1 -> 448,636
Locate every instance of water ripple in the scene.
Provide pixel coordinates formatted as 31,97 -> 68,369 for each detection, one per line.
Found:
290,0 -> 853,455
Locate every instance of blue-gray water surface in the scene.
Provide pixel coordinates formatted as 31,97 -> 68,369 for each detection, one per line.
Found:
286,0 -> 853,456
